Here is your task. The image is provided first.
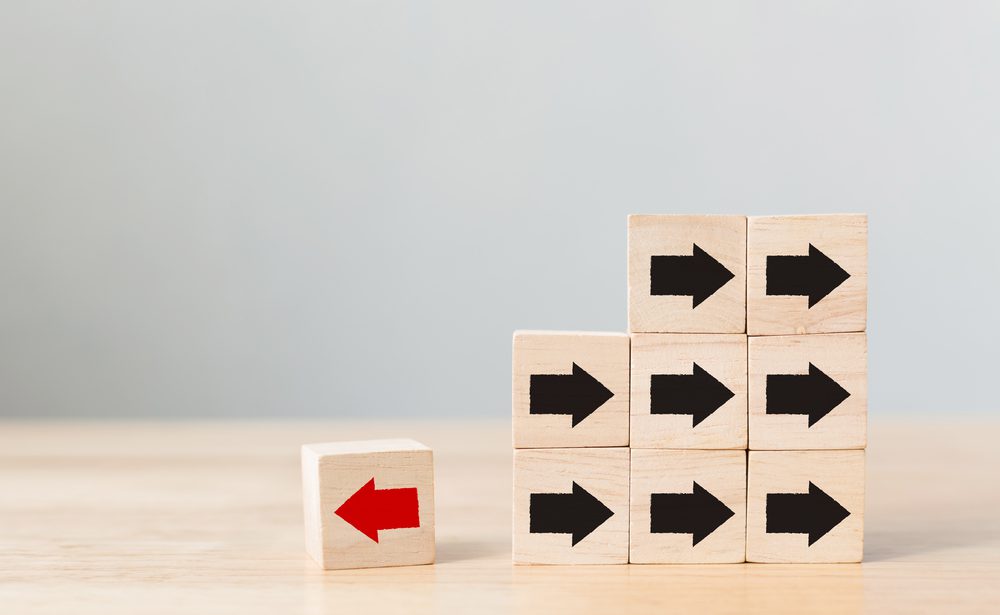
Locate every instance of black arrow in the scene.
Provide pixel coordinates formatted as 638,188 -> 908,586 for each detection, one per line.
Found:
651,481 -> 735,546
766,244 -> 850,308
767,482 -> 850,545
530,482 -> 614,546
767,363 -> 850,427
530,363 -> 614,427
650,363 -> 735,427
650,244 -> 735,307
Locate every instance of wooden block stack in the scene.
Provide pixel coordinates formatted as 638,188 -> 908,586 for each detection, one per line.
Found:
512,214 -> 867,564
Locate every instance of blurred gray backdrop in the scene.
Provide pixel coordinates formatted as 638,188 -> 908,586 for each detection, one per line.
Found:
2,2 -> 998,419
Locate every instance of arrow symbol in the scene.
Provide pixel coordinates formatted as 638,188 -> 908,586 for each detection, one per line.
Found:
334,478 -> 420,543
650,244 -> 735,307
530,481 -> 614,546
650,363 -> 735,427
766,244 -> 850,308
767,363 -> 850,427
651,481 -> 735,546
766,481 -> 850,545
530,363 -> 614,427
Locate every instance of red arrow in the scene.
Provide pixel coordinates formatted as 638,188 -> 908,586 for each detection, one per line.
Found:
334,477 -> 420,543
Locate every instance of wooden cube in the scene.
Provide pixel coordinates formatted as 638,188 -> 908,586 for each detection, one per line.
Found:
301,439 -> 434,570
512,331 -> 629,448
630,334 -> 747,449
629,449 -> 746,563
513,447 -> 629,564
748,333 -> 867,450
628,215 -> 746,333
747,214 -> 867,335
747,450 -> 864,563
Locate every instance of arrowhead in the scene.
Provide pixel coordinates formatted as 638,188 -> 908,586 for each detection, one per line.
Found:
690,244 -> 736,308
806,244 -> 850,308
690,363 -> 736,427
806,363 -> 850,427
806,482 -> 850,545
334,478 -> 381,543
570,482 -> 614,546
569,363 -> 614,427
691,482 -> 736,546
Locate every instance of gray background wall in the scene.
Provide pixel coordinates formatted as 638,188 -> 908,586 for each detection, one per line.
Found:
2,2 -> 998,419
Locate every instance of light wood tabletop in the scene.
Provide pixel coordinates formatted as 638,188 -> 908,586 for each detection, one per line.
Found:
2,418 -> 998,614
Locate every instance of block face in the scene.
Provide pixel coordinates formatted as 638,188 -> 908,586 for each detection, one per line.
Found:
748,333 -> 867,450
629,449 -> 746,563
512,331 -> 629,448
747,214 -> 867,335
301,439 -> 435,570
628,215 -> 746,333
513,448 -> 629,564
630,334 -> 747,449
747,450 -> 864,563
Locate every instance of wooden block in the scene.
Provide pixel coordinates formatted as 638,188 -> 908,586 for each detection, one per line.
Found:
630,334 -> 747,449
301,439 -> 434,570
747,214 -> 867,335
628,215 -> 746,333
747,450 -> 864,563
512,331 -> 629,448
513,447 -> 629,564
629,449 -> 746,563
748,333 -> 867,450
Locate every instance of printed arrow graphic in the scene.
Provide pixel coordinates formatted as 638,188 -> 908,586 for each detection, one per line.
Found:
334,478 -> 420,543
766,481 -> 850,545
766,244 -> 850,308
650,481 -> 736,546
766,363 -> 850,427
530,363 -> 614,427
650,362 -> 735,427
650,244 -> 735,307
530,481 -> 614,546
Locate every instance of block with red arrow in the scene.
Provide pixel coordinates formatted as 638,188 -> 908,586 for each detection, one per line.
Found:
302,439 -> 435,570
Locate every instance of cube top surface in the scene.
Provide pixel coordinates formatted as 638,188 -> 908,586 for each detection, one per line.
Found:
303,439 -> 430,457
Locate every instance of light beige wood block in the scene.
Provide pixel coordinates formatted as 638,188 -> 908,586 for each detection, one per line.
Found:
630,334 -> 747,449
749,333 -> 867,450
747,214 -> 867,335
747,450 -> 865,563
512,331 -> 629,448
628,215 -> 746,333
629,449 -> 746,563
301,439 -> 434,570
513,447 -> 629,564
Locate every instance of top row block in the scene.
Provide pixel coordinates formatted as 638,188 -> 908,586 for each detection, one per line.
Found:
628,214 -> 867,335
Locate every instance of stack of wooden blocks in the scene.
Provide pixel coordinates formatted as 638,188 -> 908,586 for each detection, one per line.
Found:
512,214 -> 867,564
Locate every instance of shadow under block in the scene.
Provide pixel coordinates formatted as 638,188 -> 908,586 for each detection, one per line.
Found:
629,449 -> 746,563
628,215 -> 747,333
747,214 -> 867,335
513,448 -> 629,564
630,334 -> 747,449
748,333 -> 867,450
301,439 -> 435,570
747,450 -> 865,563
512,331 -> 629,448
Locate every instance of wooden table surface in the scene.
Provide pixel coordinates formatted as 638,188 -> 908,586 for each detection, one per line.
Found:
1,418 -> 998,614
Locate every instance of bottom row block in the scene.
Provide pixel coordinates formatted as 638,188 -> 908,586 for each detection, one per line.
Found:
513,448 -> 864,564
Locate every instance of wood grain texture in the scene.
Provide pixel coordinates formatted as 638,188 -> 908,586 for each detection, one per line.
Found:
630,449 -> 746,563
513,448 -> 629,564
630,333 -> 747,449
301,439 -> 434,570
512,331 -> 629,448
628,215 -> 746,333
747,450 -> 865,563
749,333 -> 867,450
747,214 -> 867,336
1,419 -> 998,614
